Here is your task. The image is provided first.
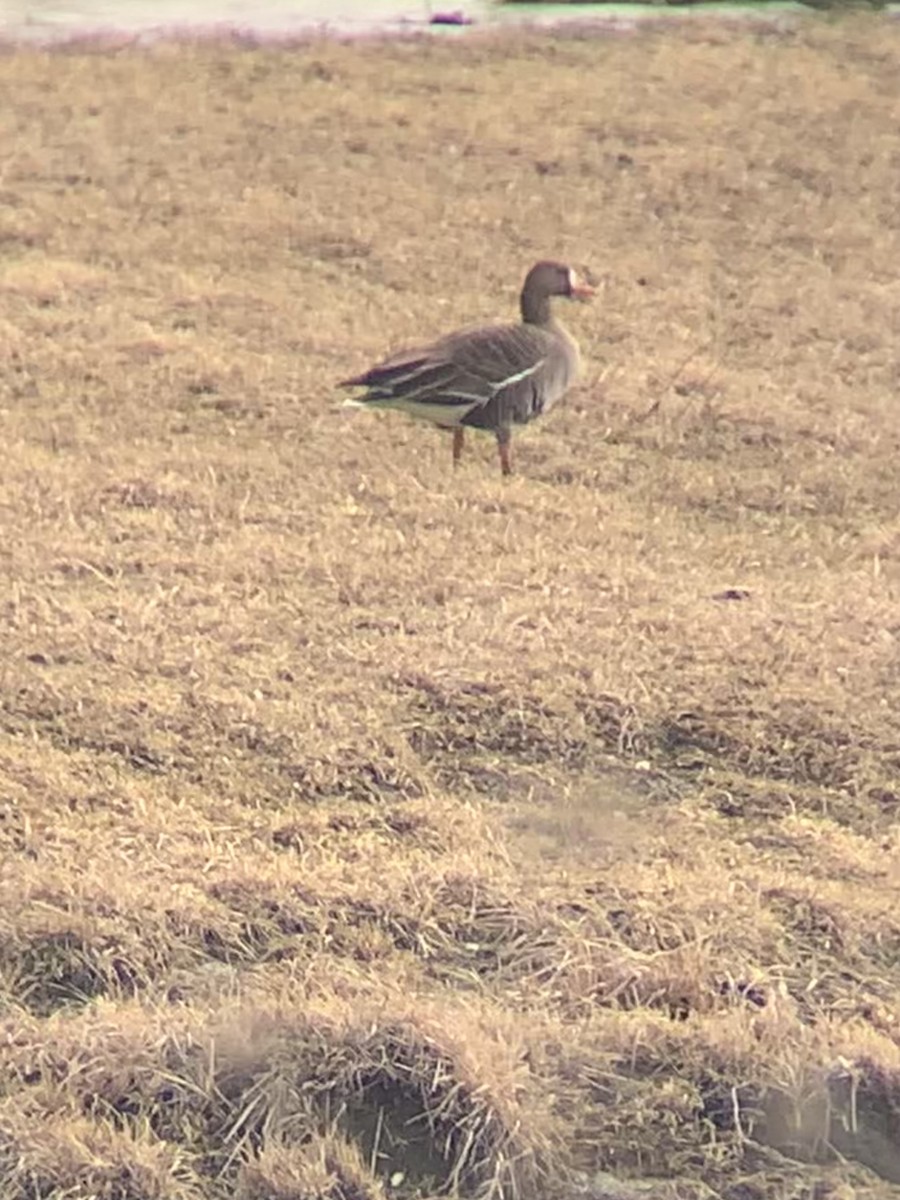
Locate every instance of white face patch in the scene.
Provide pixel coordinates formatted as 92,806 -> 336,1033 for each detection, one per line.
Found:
568,268 -> 578,294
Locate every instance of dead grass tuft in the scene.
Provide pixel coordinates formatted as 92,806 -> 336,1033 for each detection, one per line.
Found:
236,1135 -> 387,1200
0,1108 -> 200,1200
1,993 -> 559,1198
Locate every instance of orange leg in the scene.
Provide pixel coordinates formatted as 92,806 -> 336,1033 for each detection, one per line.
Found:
497,431 -> 513,477
452,426 -> 465,466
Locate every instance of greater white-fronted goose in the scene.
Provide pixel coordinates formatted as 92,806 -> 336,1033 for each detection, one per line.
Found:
339,260 -> 595,476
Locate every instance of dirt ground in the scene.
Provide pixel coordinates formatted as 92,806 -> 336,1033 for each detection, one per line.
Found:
1,14 -> 899,1200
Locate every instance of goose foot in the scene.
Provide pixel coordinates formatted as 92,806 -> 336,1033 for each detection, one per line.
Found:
497,433 -> 513,477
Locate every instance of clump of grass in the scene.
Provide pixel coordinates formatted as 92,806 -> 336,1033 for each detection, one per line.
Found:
0,1109 -> 199,1200
236,1135 -> 386,1200
1,992 -> 562,1198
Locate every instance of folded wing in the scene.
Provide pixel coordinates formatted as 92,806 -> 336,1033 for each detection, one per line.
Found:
340,322 -> 574,430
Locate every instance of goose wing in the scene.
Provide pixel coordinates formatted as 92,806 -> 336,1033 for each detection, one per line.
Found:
340,323 -> 560,428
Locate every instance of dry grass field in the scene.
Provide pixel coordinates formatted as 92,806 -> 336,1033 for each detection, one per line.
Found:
1,14 -> 900,1200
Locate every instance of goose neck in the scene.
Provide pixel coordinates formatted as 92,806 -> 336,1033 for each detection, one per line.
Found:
520,290 -> 552,326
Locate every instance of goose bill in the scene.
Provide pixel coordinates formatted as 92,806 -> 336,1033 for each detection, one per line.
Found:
568,269 -> 596,301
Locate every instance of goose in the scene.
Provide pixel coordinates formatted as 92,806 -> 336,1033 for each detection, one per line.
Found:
339,260 -> 595,476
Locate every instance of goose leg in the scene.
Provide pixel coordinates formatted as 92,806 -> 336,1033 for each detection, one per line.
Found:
452,427 -> 465,467
496,429 -> 513,477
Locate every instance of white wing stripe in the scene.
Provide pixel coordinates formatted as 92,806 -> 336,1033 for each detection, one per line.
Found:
489,359 -> 545,392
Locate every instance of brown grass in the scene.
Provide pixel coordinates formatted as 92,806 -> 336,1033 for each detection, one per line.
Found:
1,14 -> 900,1200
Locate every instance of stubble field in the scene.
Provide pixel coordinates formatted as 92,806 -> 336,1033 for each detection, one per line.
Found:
1,15 -> 899,1200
